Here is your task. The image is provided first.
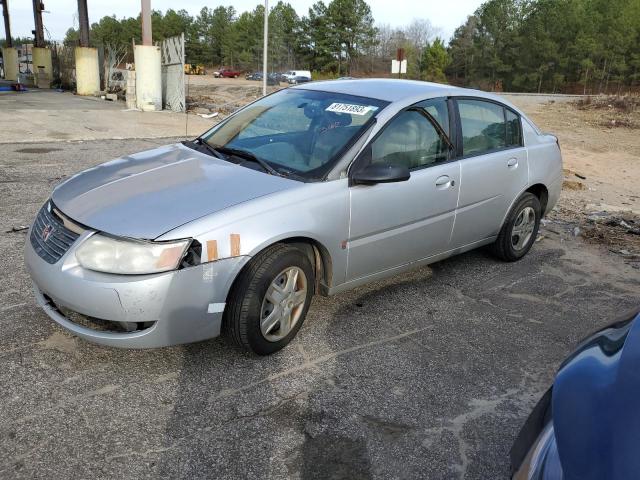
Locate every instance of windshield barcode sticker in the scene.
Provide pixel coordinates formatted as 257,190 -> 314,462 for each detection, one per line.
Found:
325,103 -> 375,115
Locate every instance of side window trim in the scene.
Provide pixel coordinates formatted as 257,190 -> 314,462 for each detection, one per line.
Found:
505,107 -> 524,148
452,96 -> 525,160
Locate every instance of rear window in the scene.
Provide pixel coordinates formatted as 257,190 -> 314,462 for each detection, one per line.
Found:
458,99 -> 506,156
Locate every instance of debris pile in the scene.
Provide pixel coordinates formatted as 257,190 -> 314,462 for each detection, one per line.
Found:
185,82 -> 284,120
573,95 -> 640,130
544,207 -> 640,268
582,212 -> 640,249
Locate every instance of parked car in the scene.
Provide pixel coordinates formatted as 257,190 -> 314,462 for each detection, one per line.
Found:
246,72 -> 280,85
219,68 -> 242,78
246,71 -> 263,81
511,308 -> 640,480
285,70 -> 312,84
25,79 -> 562,354
266,73 -> 280,86
273,72 -> 289,83
289,75 -> 311,85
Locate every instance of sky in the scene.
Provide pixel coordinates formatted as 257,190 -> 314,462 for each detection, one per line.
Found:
4,0 -> 484,43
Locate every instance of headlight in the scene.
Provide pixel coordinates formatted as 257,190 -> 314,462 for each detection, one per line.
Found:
75,234 -> 190,274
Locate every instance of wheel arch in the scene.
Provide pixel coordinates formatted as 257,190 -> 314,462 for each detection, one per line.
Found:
500,182 -> 550,231
525,183 -> 549,215
280,236 -> 333,295
226,236 -> 334,303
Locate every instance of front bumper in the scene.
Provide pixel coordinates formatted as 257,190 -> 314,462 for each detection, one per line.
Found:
25,230 -> 250,348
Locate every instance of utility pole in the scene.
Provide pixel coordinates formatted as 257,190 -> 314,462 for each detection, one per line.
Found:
141,0 -> 151,46
134,0 -> 161,111
74,0 -> 99,95
262,0 -> 268,96
1,0 -> 12,47
77,0 -> 89,47
31,0 -> 44,47
1,0 -> 18,81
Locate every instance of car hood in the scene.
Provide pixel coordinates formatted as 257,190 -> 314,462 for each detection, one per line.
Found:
552,309 -> 640,480
51,143 -> 299,239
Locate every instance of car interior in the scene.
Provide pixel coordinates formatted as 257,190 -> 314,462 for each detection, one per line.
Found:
370,109 -> 449,169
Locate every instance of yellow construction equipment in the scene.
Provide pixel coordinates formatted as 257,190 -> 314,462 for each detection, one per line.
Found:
184,64 -> 205,75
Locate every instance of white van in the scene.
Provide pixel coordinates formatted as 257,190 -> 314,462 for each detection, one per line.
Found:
285,70 -> 312,84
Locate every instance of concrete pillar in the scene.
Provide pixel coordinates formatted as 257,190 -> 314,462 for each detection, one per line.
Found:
32,46 -> 52,88
126,70 -> 137,109
2,47 -> 18,81
133,44 -> 161,111
74,46 -> 99,95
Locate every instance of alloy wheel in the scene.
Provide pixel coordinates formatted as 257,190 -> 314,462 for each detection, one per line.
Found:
511,206 -> 536,251
260,266 -> 308,342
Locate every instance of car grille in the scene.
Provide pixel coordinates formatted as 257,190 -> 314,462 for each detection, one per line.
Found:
30,202 -> 81,264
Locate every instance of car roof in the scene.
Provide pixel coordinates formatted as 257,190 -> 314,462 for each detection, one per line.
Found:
294,78 -> 504,104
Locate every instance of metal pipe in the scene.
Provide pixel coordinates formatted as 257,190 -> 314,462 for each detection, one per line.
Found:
32,0 -> 44,47
141,0 -> 151,46
77,0 -> 89,47
262,0 -> 268,96
2,0 -> 12,48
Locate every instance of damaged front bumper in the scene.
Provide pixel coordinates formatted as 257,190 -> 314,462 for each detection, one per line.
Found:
25,231 -> 250,348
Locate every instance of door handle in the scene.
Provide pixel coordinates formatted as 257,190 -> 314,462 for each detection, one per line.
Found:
507,158 -> 518,168
435,175 -> 452,189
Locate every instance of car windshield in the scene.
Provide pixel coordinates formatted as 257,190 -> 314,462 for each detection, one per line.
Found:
200,88 -> 388,180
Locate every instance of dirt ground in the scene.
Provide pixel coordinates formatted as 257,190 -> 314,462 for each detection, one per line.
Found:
512,95 -> 640,263
186,75 -> 284,115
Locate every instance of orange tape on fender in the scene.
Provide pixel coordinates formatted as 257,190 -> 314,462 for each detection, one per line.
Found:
230,234 -> 241,257
206,240 -> 219,262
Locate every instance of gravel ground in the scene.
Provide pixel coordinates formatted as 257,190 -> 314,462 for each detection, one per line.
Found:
1,138 -> 639,479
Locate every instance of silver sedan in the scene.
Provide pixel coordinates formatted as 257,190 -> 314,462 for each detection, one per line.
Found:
25,79 -> 562,354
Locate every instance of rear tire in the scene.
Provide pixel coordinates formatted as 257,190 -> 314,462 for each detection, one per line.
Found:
225,244 -> 314,355
490,192 -> 541,262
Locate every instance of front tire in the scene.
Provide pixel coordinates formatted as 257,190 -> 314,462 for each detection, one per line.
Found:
225,244 -> 314,355
491,192 -> 541,262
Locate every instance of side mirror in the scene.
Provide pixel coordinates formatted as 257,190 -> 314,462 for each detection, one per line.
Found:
350,163 -> 410,186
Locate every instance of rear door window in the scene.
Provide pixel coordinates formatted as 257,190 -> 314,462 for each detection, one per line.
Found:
457,99 -> 507,156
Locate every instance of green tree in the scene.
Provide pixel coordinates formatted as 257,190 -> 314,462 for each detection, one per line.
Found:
447,0 -> 640,92
269,2 -> 301,70
301,2 -> 335,72
326,0 -> 377,75
421,38 -> 449,82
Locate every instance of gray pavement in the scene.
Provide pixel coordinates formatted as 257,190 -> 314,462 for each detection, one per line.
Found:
0,90 -> 213,144
1,138 -> 639,479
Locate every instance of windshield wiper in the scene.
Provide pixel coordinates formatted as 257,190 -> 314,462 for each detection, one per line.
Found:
213,145 -> 283,177
194,137 -> 226,160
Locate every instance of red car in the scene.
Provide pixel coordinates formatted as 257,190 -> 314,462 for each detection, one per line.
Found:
219,69 -> 242,78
